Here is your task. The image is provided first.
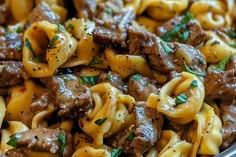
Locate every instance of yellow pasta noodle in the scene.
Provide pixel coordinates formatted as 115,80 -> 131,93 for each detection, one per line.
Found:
23,20 -> 77,77
0,96 -> 6,128
157,72 -> 205,124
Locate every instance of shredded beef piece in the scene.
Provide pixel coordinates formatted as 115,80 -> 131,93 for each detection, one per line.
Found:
111,102 -> 163,156
28,2 -> 59,24
0,61 -> 27,87
40,74 -> 93,119
0,32 -> 23,61
93,9 -> 135,48
204,70 -> 235,103
128,74 -> 159,101
128,24 -> 206,74
2,149 -> 26,157
220,103 -> 236,150
11,128 -> 73,157
0,4 -> 7,24
73,0 -> 97,19
97,71 -> 127,92
156,16 -> 207,47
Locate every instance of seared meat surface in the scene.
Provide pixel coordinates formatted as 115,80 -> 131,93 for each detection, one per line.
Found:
0,32 -> 23,61
10,128 -> 73,157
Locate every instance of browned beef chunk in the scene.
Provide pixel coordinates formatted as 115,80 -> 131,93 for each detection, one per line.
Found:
97,71 -> 127,92
40,74 -> 93,119
93,9 -> 135,48
156,16 -> 207,47
111,103 -> 163,156
2,149 -> 26,157
73,0 -> 97,19
128,74 -> 159,101
11,128 -> 73,157
20,91 -> 55,127
28,2 -> 59,24
128,25 -> 206,74
0,4 -> 7,24
0,32 -> 23,61
0,61 -> 28,87
220,103 -> 236,150
204,70 -> 235,103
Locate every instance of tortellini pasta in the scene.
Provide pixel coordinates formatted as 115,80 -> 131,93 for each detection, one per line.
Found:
79,83 -> 135,145
0,97 -> 5,128
157,72 -> 205,124
23,20 -> 77,77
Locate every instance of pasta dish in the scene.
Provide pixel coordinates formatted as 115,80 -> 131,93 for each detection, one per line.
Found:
0,0 -> 235,157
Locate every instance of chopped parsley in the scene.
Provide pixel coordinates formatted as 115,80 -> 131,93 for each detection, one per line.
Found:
66,24 -> 74,31
183,61 -> 206,77
16,26 -> 23,33
216,55 -> 231,71
160,12 -> 193,42
57,23 -> 64,32
25,38 -> 42,62
190,80 -> 198,88
227,27 -> 236,38
211,40 -> 220,46
105,7 -> 112,15
95,117 -> 107,126
131,74 -> 141,81
89,56 -> 103,65
160,41 -> 173,54
58,132 -> 66,157
229,43 -> 236,48
81,75 -> 98,85
175,94 -> 188,105
126,132 -> 135,141
7,136 -> 18,148
111,148 -> 122,157
48,34 -> 59,49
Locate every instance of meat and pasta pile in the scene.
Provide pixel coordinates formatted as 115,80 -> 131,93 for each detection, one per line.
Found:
0,0 -> 235,157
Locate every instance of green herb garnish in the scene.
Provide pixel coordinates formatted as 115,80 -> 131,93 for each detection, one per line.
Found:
227,27 -> 236,38
126,132 -> 135,141
57,23 -> 64,32
16,26 -> 23,33
25,38 -> 42,62
7,136 -> 18,148
175,94 -> 188,105
211,40 -> 220,46
111,148 -> 122,157
227,117 -> 236,123
81,75 -> 98,85
216,55 -> 231,71
181,12 -> 194,24
230,43 -> 236,48
105,7 -> 112,15
95,117 -> 107,126
179,31 -> 189,43
190,80 -> 198,88
183,61 -> 206,77
66,24 -> 74,31
89,56 -> 103,65
48,34 -> 59,49
131,74 -> 141,81
58,132 -> 66,157
161,41 -> 173,54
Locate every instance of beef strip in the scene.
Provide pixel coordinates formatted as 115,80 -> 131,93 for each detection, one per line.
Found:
0,61 -> 28,87
0,32 -> 23,61
2,149 -> 26,157
11,128 -> 73,157
111,102 -> 163,156
93,9 -> 135,48
73,0 -> 97,19
204,69 -> 235,103
128,24 -> 207,74
97,71 -> 127,92
220,103 -> 236,150
28,2 -> 60,24
0,3 -> 7,24
156,16 -> 207,47
128,74 -> 159,101
40,74 -> 93,119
